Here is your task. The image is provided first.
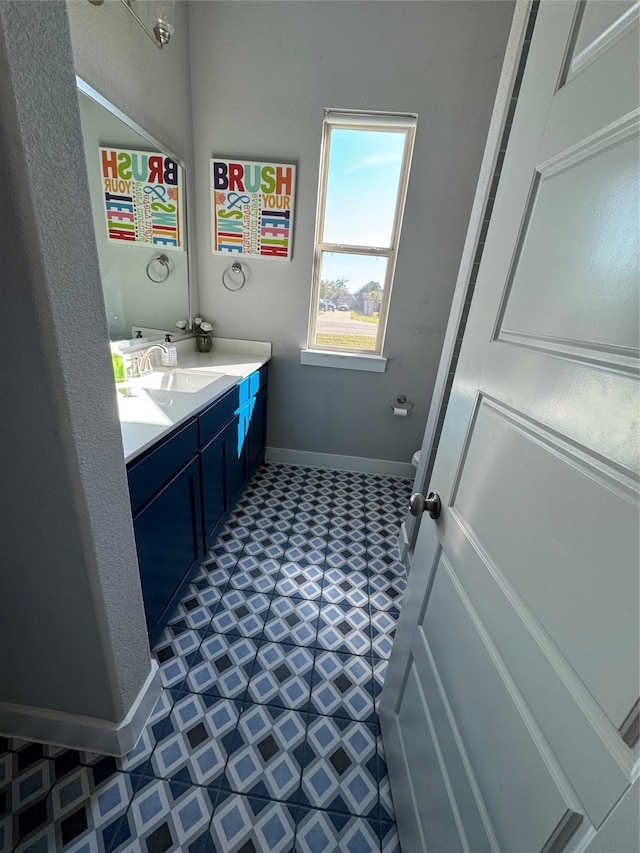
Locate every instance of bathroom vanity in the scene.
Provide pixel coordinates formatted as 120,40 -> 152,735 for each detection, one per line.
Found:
116,338 -> 270,644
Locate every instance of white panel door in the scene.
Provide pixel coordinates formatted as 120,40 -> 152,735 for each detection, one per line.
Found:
380,2 -> 640,851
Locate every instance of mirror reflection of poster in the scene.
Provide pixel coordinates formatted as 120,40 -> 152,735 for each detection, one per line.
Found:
211,158 -> 296,261
99,147 -> 184,250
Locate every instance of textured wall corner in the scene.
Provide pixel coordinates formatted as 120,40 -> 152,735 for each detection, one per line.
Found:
0,0 -> 151,728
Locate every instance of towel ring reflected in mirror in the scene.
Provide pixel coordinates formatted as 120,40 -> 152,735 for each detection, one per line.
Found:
146,254 -> 171,283
222,261 -> 246,291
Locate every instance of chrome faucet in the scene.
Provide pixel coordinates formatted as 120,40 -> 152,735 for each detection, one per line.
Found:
137,344 -> 169,376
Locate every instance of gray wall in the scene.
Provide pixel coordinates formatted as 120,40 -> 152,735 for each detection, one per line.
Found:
0,1 -> 150,723
189,1 -> 514,464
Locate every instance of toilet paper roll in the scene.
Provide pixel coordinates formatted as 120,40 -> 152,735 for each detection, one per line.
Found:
393,407 -> 408,417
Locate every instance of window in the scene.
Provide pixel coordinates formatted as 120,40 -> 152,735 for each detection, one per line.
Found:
307,110 -> 417,356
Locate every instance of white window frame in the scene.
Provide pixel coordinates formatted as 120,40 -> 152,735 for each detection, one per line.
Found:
307,109 -> 417,357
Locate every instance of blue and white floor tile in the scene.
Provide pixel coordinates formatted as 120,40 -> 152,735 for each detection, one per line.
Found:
111,778 -> 215,852
262,598 -> 320,647
294,807 -> 380,853
223,704 -> 307,802
275,562 -> 324,600
204,791 -> 297,853
9,754 -> 134,853
153,625 -> 205,689
210,589 -> 270,638
195,550 -> 238,582
184,634 -> 258,699
145,693 -> 239,788
228,554 -> 280,595
309,652 -> 376,724
370,610 -> 400,661
368,574 -> 406,613
300,716 -> 378,817
1,463 -> 411,851
246,642 -> 314,711
321,569 -> 369,609
316,603 -> 372,657
165,584 -> 222,631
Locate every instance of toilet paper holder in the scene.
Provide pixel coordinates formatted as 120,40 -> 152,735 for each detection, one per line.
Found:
391,395 -> 414,415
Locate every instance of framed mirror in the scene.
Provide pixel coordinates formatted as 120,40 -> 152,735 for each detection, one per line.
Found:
77,77 -> 191,343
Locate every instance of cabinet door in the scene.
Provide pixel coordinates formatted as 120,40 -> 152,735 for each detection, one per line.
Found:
225,414 -> 246,508
201,418 -> 236,549
247,386 -> 267,477
133,456 -> 203,645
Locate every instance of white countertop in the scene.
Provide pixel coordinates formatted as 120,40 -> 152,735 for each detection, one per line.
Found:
115,337 -> 271,464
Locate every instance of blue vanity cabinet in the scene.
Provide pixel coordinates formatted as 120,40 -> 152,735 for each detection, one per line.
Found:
126,363 -> 269,641
127,420 -> 203,646
199,365 -> 268,545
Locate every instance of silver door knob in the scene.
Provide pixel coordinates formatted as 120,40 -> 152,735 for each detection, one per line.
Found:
409,491 -> 441,519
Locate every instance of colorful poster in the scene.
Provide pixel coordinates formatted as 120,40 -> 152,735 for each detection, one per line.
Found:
211,159 -> 296,261
99,147 -> 184,250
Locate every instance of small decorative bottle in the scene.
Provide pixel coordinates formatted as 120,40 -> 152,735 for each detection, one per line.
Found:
196,333 -> 212,353
193,317 -> 213,352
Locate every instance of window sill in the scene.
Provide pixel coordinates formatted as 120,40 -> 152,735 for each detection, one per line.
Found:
300,349 -> 387,372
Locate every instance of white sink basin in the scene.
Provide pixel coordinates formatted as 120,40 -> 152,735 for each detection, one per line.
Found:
134,369 -> 227,393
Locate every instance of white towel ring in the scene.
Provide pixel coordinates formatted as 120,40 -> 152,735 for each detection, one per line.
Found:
222,261 -> 246,291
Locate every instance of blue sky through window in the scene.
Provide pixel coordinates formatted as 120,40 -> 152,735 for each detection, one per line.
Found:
323,128 -> 405,249
321,128 -> 405,294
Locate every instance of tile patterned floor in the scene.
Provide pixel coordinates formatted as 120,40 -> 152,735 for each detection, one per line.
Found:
1,463 -> 410,852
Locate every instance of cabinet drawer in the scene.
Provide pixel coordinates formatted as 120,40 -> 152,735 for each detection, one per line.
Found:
198,385 -> 239,446
127,419 -> 198,514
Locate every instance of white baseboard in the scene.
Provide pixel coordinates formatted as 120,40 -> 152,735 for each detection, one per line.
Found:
0,661 -> 162,757
265,446 -> 415,479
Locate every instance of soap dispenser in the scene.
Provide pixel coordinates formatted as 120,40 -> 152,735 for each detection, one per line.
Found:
161,334 -> 178,366
112,352 -> 125,383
